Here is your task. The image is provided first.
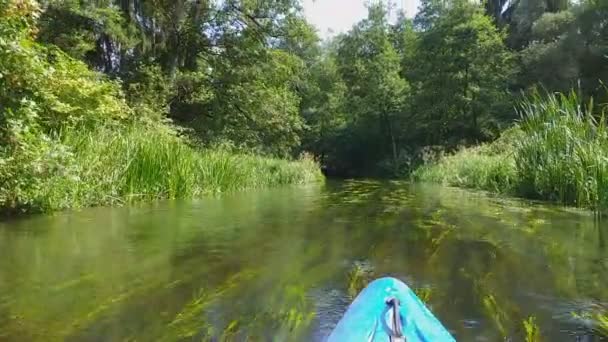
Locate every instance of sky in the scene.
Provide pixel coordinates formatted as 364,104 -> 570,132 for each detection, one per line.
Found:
303,0 -> 421,39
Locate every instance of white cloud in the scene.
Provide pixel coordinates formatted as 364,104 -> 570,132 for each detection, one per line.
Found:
303,0 -> 421,39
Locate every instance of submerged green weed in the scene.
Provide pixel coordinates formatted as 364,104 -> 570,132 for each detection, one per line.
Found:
595,312 -> 608,336
523,316 -> 542,342
573,308 -> 608,337
414,287 -> 433,303
483,294 -> 509,339
346,261 -> 375,299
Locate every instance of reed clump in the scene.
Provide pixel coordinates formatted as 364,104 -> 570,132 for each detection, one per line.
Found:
1,124 -> 323,214
414,91 -> 608,209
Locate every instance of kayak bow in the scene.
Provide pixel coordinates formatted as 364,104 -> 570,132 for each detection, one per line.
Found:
328,277 -> 455,341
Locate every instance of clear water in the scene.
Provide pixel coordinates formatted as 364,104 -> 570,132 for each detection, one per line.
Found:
0,180 -> 606,341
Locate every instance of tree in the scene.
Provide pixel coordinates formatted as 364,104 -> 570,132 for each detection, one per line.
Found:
415,0 -> 448,30
391,14 -> 418,81
508,0 -> 571,48
299,50 -> 347,170
518,10 -> 579,92
514,0 -> 608,103
35,0 -> 313,156
575,0 -> 608,103
411,0 -> 514,146
335,3 -> 410,174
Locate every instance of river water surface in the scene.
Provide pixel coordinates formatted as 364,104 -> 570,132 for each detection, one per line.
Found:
0,180 -> 607,341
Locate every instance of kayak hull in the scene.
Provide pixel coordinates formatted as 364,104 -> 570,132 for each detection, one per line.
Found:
327,277 -> 455,342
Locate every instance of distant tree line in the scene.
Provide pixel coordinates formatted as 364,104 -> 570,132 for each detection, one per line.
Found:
26,0 -> 608,176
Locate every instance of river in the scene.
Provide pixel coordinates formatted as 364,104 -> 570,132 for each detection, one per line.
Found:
0,180 -> 606,341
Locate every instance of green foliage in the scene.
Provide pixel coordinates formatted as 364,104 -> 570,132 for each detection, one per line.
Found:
3,0 -> 608,210
331,3 -> 410,174
198,49 -> 306,157
37,0 -> 138,68
124,63 -> 174,120
299,53 -> 347,166
0,0 -> 131,213
0,0 -> 321,215
514,91 -> 608,207
33,0 -> 312,157
414,91 -> 608,209
412,144 -> 517,194
2,124 -> 322,214
0,5 -> 129,134
411,0 -> 514,146
513,0 -> 608,102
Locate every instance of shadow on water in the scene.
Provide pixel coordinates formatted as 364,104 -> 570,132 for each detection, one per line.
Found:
0,180 -> 607,341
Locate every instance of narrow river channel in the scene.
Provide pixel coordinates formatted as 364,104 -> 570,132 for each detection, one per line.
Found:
0,180 -> 606,341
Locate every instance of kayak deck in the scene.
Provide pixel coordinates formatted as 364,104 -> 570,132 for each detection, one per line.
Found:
328,277 -> 455,341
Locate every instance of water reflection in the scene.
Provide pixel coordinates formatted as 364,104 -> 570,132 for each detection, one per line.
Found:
0,181 -> 606,341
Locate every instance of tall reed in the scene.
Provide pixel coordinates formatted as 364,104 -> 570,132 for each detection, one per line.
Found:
515,91 -> 608,208
414,91 -> 608,209
1,124 -> 323,214
411,144 -> 517,194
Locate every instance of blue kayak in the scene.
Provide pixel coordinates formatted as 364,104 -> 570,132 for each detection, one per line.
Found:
328,277 -> 455,341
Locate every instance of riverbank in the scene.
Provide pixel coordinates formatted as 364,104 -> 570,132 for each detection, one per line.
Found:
0,123 -> 323,215
0,6 -> 322,216
413,92 -> 608,210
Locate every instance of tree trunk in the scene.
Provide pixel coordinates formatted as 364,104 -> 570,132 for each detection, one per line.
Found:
382,110 -> 399,174
388,118 -> 398,172
167,1 -> 186,79
463,63 -> 471,141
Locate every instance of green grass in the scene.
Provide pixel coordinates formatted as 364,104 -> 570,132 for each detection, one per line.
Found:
412,126 -> 522,194
0,124 -> 323,215
412,144 -> 517,194
413,91 -> 608,209
515,91 -> 608,207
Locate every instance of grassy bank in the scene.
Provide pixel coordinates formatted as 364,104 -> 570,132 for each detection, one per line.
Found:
412,139 -> 518,194
0,124 -> 322,215
413,92 -> 608,209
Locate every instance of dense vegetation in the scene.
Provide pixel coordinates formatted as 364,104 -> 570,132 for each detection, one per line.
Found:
410,1 -> 608,209
1,1 -> 608,337
1,0 -> 608,211
0,0 -> 321,214
414,92 -> 608,209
